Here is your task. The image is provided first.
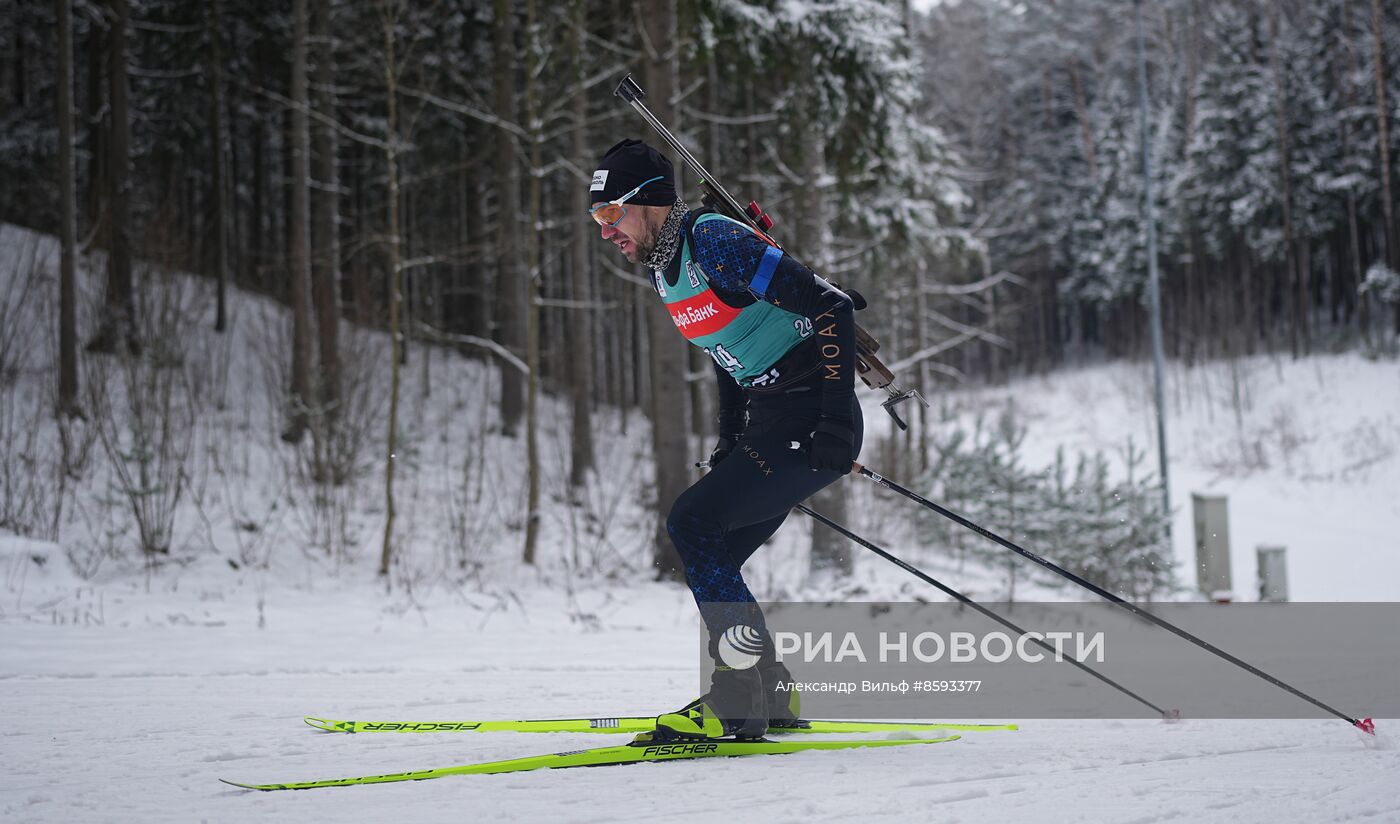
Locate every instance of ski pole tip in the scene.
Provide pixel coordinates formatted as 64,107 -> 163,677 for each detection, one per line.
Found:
1162,709 -> 1183,724
1355,717 -> 1376,736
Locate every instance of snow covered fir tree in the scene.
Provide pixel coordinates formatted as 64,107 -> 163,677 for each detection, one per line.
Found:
0,0 -> 1398,820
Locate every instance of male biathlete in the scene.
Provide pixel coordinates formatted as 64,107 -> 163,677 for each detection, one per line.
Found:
589,139 -> 862,740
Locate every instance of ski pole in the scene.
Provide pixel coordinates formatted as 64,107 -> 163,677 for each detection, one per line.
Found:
846,460 -> 1376,735
795,503 -> 1175,719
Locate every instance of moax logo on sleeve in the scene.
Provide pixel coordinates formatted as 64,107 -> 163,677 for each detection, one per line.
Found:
686,261 -> 702,289
590,169 -> 609,191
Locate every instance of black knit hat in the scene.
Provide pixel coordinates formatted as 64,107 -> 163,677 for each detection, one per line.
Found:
590,139 -> 677,206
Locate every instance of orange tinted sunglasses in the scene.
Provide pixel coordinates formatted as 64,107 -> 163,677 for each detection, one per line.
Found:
589,175 -> 664,227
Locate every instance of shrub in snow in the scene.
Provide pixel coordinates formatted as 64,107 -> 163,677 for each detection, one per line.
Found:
1359,262 -> 1400,304
918,405 -> 1176,601
1041,441 -> 1175,601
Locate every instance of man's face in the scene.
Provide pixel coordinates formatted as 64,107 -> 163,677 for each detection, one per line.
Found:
598,204 -> 663,265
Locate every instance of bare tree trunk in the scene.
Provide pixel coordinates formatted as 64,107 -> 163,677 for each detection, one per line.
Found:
639,0 -> 691,579
83,19 -> 106,237
1185,0 -> 1199,144
493,0 -> 525,436
913,257 -> 929,471
251,96 -> 266,291
1299,235 -> 1311,347
623,283 -> 639,412
1242,244 -> 1257,355
1067,60 -> 1097,180
399,182 -> 411,369
1269,6 -> 1301,359
683,57 -> 725,443
225,70 -> 244,289
311,0 -> 342,470
379,2 -> 403,579
349,139 -> 371,324
1370,0 -> 1400,334
56,0 -> 79,415
284,0 -> 314,442
205,0 -> 229,335
567,0 -> 595,490
1373,0 -> 1397,274
87,0 -> 138,356
795,100 -> 851,578
1342,1 -> 1366,335
522,0 -> 543,564
466,153 -> 492,338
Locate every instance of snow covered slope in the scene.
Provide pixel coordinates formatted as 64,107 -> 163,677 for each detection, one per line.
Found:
1,585 -> 1396,823
907,354 -> 1400,601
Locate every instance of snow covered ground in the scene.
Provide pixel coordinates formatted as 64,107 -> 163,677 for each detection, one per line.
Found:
3,220 -> 1400,821
915,352 -> 1400,602
1,580 -> 1396,823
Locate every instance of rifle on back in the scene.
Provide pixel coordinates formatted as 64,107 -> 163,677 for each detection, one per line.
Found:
614,74 -> 927,430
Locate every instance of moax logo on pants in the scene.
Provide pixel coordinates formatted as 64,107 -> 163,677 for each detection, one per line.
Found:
741,444 -> 774,477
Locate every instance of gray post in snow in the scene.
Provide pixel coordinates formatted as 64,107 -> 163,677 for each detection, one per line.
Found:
1256,546 -> 1289,602
1135,0 -> 1172,531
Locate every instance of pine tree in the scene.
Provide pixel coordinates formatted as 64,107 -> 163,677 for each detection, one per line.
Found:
1042,440 -> 1175,600
917,404 -> 1050,600
919,411 -> 1176,601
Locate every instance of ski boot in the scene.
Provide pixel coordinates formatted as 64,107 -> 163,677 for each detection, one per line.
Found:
757,637 -> 807,730
655,627 -> 768,741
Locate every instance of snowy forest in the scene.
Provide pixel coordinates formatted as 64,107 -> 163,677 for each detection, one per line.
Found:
2,0 -> 1399,593
5,3 -> 1400,819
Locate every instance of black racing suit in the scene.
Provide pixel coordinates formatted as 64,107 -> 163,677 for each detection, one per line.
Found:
658,207 -> 863,638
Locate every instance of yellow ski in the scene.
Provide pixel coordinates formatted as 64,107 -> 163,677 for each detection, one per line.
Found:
302,715 -> 1017,735
223,733 -> 961,791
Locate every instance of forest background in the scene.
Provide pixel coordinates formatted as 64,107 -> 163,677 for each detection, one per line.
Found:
2,0 -> 1398,598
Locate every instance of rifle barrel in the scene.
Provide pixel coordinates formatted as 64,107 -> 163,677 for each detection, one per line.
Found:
613,74 -> 756,235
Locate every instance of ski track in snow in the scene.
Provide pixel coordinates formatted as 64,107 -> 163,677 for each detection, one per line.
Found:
2,588 -> 1397,824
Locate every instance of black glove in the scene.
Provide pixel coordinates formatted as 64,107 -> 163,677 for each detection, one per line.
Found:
808,420 -> 856,474
708,433 -> 741,468
826,281 -> 867,310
